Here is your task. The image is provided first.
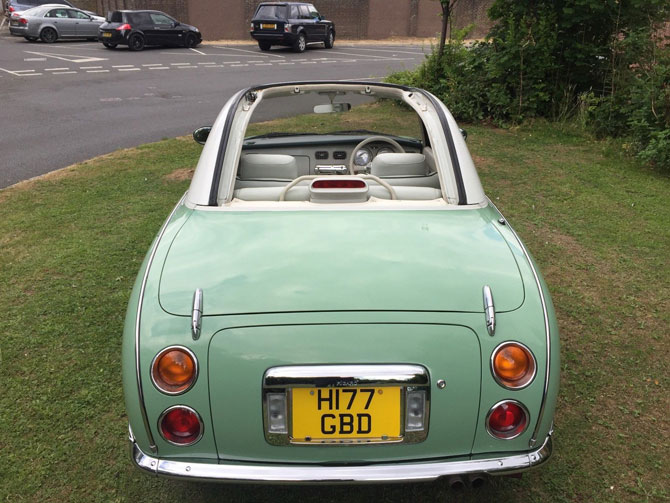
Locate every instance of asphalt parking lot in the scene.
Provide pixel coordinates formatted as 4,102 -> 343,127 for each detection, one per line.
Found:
0,30 -> 428,188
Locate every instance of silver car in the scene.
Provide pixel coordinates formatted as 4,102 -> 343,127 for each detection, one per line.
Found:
9,4 -> 104,42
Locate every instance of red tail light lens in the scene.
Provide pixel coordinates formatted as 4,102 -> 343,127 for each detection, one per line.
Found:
9,6 -> 15,12
486,400 -> 529,439
19,17 -> 27,25
116,23 -> 131,31
312,179 -> 367,189
159,406 -> 203,445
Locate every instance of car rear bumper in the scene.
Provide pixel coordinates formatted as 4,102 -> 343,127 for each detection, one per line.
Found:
98,31 -> 126,45
250,31 -> 296,44
9,25 -> 27,36
129,428 -> 552,483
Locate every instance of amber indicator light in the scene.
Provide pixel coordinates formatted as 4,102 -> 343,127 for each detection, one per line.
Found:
152,347 -> 196,394
492,342 -> 536,389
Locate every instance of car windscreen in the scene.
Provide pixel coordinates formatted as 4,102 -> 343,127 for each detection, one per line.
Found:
254,5 -> 287,19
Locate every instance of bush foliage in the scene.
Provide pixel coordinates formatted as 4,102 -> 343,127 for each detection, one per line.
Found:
388,0 -> 670,168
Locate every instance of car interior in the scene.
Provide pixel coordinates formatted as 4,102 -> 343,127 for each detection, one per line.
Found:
231,92 -> 443,202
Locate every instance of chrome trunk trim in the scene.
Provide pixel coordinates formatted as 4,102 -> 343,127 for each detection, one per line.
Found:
487,198 -> 552,448
134,193 -> 187,453
482,285 -> 496,336
191,288 -> 203,340
130,432 -> 553,483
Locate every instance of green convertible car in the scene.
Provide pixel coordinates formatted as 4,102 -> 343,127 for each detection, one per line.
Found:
123,81 -> 559,486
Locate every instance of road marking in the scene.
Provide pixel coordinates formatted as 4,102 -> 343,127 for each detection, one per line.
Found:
53,71 -> 77,75
118,68 -> 141,72
112,65 -> 134,68
189,48 -> 206,55
248,60 -> 264,63
294,58 -> 307,61
12,69 -> 37,73
217,46 -> 285,58
196,61 -> 216,65
170,63 -> 190,66
80,65 -> 102,69
24,50 -> 107,63
231,64 -> 248,67
278,62 -> 294,65
177,65 -> 198,68
255,63 -> 272,66
325,49 -> 389,59
100,97 -> 123,102
222,61 -> 240,64
45,67 -> 69,71
24,57 -> 46,61
142,64 -> 162,67
300,61 -> 317,64
86,69 -> 109,73
19,73 -> 43,76
203,64 -> 224,67
149,67 -> 169,70
348,47 -> 426,56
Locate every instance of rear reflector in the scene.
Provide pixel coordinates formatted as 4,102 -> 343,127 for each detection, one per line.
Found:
159,406 -> 203,445
486,400 -> 529,439
311,179 -> 367,190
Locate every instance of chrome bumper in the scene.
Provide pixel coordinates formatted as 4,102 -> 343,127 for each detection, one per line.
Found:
129,431 -> 552,483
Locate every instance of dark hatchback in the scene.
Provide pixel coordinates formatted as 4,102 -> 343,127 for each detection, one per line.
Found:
98,10 -> 201,51
250,2 -> 334,52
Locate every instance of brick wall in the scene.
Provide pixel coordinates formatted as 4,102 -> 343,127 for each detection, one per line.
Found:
95,0 -> 493,41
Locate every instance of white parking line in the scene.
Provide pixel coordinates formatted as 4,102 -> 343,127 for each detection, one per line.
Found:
222,61 -> 240,64
216,46 -> 285,59
300,61 -> 317,64
118,68 -> 141,72
177,66 -> 198,69
24,50 -> 106,63
142,64 -> 162,67
325,50 -> 389,59
80,66 -> 102,69
149,67 -> 169,70
19,73 -> 43,76
203,64 -> 224,67
24,57 -> 46,61
86,69 -> 109,73
45,67 -> 69,71
248,60 -> 264,63
255,63 -> 272,66
112,65 -> 135,68
278,62 -> 294,65
348,47 -> 426,56
170,63 -> 190,66
231,64 -> 248,67
196,61 -> 216,65
53,71 -> 77,75
12,69 -> 37,73
190,48 -> 207,55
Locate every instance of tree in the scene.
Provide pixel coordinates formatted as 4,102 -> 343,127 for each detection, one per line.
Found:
437,0 -> 460,57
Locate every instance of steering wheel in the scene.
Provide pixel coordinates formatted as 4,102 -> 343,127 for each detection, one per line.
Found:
348,136 -> 405,175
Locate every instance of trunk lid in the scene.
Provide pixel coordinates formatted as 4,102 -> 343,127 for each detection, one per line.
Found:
159,209 -> 524,316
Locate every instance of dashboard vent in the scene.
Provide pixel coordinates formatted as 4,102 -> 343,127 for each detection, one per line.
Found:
315,151 -> 328,160
333,151 -> 346,160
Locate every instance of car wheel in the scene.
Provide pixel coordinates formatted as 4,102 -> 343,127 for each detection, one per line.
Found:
128,33 -> 145,51
40,27 -> 57,44
258,41 -> 271,51
184,33 -> 199,48
293,32 -> 306,53
324,30 -> 334,49
103,42 -> 117,49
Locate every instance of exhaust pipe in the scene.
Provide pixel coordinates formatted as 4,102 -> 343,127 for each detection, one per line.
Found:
447,475 -> 465,490
468,473 -> 486,488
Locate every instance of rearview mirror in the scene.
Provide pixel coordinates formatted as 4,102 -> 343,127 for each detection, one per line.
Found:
313,103 -> 351,114
193,126 -> 211,145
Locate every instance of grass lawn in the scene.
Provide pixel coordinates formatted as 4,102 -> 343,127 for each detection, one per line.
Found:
0,103 -> 668,502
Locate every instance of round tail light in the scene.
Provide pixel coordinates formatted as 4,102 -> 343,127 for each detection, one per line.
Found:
486,400 -> 529,439
491,342 -> 536,389
151,346 -> 197,394
159,406 -> 203,445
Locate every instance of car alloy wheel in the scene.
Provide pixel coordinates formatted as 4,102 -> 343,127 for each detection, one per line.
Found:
184,33 -> 198,48
128,33 -> 145,51
294,33 -> 306,53
325,30 -> 334,49
40,27 -> 57,43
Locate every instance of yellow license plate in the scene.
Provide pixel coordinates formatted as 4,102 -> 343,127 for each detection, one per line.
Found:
102,32 -> 112,37
292,387 -> 401,443
260,23 -> 276,30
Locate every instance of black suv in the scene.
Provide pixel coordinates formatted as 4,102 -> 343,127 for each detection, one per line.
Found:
98,10 -> 201,51
250,2 -> 334,52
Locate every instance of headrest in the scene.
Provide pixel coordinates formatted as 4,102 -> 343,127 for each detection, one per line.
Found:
238,154 -> 298,180
370,153 -> 426,177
